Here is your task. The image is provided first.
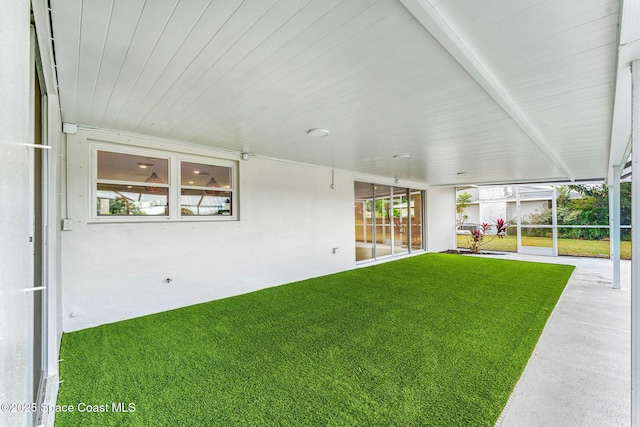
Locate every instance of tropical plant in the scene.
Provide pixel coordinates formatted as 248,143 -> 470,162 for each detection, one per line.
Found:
468,218 -> 508,253
456,191 -> 472,227
100,197 -> 145,215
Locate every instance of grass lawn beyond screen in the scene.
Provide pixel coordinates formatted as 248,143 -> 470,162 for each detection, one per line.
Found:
456,234 -> 632,259
56,254 -> 574,426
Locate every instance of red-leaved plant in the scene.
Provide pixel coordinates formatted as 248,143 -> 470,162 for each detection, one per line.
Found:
468,218 -> 508,253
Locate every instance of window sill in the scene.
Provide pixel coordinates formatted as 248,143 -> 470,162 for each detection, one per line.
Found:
87,216 -> 238,224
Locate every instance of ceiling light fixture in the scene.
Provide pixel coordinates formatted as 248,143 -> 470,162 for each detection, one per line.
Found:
205,177 -> 220,195
307,128 -> 330,137
137,162 -> 153,168
393,153 -> 410,159
145,172 -> 163,193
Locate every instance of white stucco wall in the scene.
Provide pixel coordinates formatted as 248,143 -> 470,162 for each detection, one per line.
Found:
426,186 -> 456,252
61,130 -> 361,331
0,0 -> 33,425
0,141 -> 33,427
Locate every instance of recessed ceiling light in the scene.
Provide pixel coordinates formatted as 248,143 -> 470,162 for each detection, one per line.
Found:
307,128 -> 330,137
137,162 -> 153,168
393,153 -> 410,159
193,170 -> 200,174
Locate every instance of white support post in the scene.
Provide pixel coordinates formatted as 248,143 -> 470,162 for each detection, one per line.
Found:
631,59 -> 640,427
611,165 -> 621,289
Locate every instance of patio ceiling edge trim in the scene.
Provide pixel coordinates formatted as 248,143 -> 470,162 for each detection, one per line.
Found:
605,0 -> 639,184
607,44 -> 640,183
399,0 -> 576,182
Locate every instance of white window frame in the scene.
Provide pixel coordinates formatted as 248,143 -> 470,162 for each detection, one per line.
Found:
177,155 -> 237,219
90,143 -> 238,223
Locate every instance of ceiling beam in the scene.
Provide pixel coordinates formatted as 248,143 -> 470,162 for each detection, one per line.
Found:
399,0 -> 575,181
607,0 -> 640,184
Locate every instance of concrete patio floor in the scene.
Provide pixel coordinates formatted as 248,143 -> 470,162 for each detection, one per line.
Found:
484,254 -> 631,427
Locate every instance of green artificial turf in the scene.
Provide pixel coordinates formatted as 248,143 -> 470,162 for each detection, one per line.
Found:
55,253 -> 574,426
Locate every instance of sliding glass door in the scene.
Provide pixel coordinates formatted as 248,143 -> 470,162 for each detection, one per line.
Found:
355,182 -> 375,261
355,182 -> 424,262
375,186 -> 392,258
410,190 -> 423,251
392,189 -> 409,256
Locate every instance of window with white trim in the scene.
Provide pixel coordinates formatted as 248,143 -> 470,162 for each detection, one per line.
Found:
180,161 -> 233,217
93,146 -> 238,221
96,150 -> 170,217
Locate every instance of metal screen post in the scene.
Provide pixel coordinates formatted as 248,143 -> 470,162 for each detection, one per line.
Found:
611,164 -> 621,289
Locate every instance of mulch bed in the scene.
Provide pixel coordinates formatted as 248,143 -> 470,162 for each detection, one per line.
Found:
440,249 -> 508,255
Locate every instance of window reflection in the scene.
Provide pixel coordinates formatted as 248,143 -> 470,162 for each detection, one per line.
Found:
180,161 -> 234,216
94,148 -> 238,220
180,190 -> 232,216
96,150 -> 169,217
97,151 -> 169,183
97,184 -> 168,216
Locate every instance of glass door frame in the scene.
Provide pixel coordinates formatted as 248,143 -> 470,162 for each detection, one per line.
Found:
354,182 -> 425,262
30,26 -> 50,426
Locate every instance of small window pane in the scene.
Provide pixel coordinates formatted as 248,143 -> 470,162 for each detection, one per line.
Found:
97,184 -> 168,216
180,189 -> 232,216
97,151 -> 169,184
181,161 -> 232,188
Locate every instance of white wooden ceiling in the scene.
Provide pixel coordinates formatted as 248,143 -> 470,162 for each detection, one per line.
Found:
49,0 -> 634,186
